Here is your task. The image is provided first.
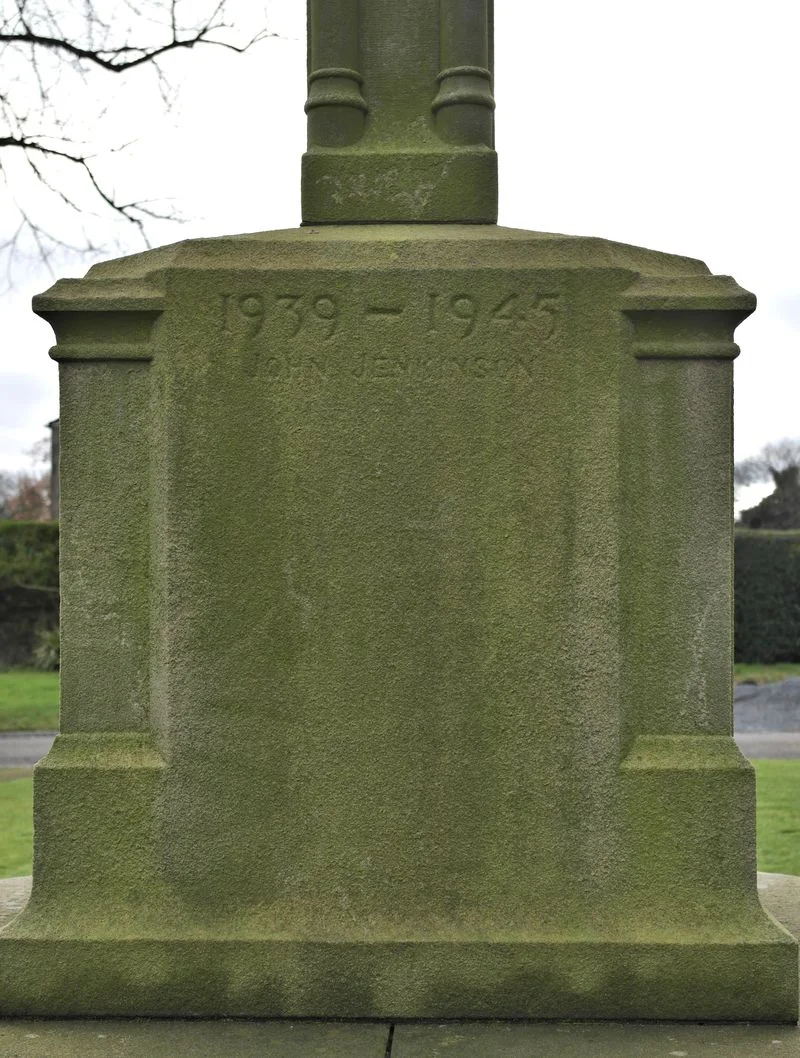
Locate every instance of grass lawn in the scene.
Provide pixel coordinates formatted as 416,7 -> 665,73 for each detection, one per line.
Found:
735,663 -> 800,685
0,761 -> 798,882
0,670 -> 59,731
754,760 -> 800,876
0,773 -> 34,878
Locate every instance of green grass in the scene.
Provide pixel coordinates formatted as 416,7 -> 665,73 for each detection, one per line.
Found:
754,760 -> 800,876
0,670 -> 59,731
735,663 -> 800,685
0,774 -> 34,878
0,763 -> 798,881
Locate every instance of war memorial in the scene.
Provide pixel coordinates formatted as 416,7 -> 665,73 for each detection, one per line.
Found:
1,0 -> 799,1053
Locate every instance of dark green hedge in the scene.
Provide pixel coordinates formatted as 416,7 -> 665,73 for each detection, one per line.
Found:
735,529 -> 800,663
0,520 -> 59,669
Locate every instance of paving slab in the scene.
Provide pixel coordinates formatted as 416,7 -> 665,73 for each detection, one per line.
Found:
392,1020 -> 800,1057
0,877 -> 30,930
759,872 -> 800,939
0,1019 -> 390,1057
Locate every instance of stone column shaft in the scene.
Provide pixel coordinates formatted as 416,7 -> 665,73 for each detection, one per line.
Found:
302,0 -> 497,223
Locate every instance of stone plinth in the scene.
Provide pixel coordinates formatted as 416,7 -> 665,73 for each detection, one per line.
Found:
0,225 -> 795,1020
1,875 -> 800,1052
3,1016 -> 800,1058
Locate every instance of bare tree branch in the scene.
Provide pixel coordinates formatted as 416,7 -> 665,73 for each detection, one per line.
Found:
1,133 -> 177,246
0,23 -> 275,72
0,0 -> 276,274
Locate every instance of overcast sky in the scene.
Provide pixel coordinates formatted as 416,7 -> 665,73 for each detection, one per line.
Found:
1,0 -> 797,512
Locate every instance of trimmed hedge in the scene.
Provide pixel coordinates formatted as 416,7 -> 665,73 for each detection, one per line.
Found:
735,530 -> 800,663
0,521 -> 59,669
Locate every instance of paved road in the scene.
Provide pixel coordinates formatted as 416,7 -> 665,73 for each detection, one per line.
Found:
0,732 -> 56,769
735,678 -> 800,731
735,732 -> 800,759
733,679 -> 800,756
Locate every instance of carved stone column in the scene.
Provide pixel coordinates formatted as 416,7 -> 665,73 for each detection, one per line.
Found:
305,0 -> 367,147
302,0 -> 497,223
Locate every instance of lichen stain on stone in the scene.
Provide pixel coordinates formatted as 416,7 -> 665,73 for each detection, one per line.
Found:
317,169 -> 439,214
683,589 -> 721,732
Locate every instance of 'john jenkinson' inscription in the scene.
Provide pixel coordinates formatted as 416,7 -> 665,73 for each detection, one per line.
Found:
259,351 -> 536,383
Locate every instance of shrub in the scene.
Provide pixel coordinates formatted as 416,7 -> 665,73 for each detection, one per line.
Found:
0,521 -> 59,669
32,625 -> 60,671
734,530 -> 800,663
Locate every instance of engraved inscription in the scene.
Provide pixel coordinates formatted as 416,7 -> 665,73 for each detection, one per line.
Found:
221,290 -> 560,342
218,287 -> 562,385
221,293 -> 340,340
276,295 -> 303,336
426,292 -> 561,339
426,294 -> 477,337
313,297 -> 339,336
349,351 -> 535,382
220,294 -> 266,338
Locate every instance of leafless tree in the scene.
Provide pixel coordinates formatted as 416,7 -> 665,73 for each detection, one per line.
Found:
0,436 -> 52,519
736,439 -> 800,529
0,0 -> 273,275
0,468 -> 50,520
735,439 -> 800,490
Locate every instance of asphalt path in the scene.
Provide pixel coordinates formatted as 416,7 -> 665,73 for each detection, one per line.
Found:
0,732 -> 56,769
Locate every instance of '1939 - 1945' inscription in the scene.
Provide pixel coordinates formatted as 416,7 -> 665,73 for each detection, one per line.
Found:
218,289 -> 561,383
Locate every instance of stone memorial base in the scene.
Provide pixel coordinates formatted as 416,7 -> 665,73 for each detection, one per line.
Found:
1,874 -> 799,1054
3,226 -> 795,1022
2,934 -> 793,1021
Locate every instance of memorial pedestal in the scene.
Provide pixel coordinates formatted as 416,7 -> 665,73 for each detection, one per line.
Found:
0,226 -> 795,1020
